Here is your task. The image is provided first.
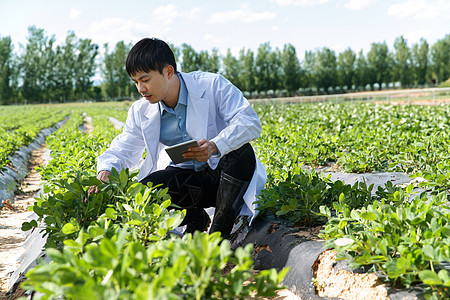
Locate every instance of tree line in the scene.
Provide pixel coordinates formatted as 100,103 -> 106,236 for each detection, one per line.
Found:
0,26 -> 449,104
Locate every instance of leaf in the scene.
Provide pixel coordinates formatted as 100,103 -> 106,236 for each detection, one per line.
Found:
82,177 -> 102,187
127,219 -> 143,226
100,238 -> 118,258
360,211 -> 377,221
135,192 -> 143,205
21,222 -> 32,232
105,207 -> 116,220
62,223 -> 77,235
405,184 -> 413,195
64,240 -> 81,248
419,270 -> 443,285
122,204 -> 133,212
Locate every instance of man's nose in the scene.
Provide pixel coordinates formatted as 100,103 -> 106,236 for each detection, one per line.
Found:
137,82 -> 146,93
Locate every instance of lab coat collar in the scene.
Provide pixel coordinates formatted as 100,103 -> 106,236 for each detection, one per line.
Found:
181,72 -> 208,141
139,71 -> 209,168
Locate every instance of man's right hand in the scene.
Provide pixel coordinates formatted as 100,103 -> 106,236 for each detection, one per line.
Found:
87,170 -> 111,197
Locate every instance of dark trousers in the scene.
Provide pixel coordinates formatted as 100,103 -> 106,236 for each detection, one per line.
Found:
140,143 -> 256,223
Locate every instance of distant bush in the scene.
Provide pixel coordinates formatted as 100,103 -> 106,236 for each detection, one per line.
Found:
439,78 -> 450,87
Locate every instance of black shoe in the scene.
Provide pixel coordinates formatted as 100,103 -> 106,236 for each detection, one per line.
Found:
209,172 -> 249,239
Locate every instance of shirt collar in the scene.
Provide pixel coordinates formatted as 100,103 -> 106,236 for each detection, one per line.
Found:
159,72 -> 187,115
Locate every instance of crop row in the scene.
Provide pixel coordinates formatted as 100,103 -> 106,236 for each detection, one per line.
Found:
253,102 -> 450,188
3,100 -> 449,298
252,101 -> 450,298
0,105 -> 70,170
21,105 -> 286,299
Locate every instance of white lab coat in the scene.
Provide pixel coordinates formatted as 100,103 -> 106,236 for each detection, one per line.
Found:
97,71 -> 267,223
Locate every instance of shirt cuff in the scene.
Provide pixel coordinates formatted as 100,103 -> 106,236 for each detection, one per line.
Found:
211,148 -> 221,158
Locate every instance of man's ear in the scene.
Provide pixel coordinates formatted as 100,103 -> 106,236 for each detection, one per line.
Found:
166,65 -> 175,79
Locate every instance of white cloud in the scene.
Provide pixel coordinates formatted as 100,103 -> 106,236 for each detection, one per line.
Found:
271,0 -> 330,6
86,18 -> 163,46
404,29 -> 433,43
188,7 -> 205,19
152,4 -> 179,26
344,0 -> 375,11
207,4 -> 275,24
203,34 -> 231,45
70,7 -> 81,19
85,5 -> 180,46
387,0 -> 450,20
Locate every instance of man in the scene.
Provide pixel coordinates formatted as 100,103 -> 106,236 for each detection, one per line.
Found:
90,38 -> 266,239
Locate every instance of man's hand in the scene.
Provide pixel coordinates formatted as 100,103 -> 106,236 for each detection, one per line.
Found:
87,170 -> 111,197
182,139 -> 218,162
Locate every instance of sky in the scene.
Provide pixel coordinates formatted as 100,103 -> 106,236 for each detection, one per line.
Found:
0,0 -> 449,60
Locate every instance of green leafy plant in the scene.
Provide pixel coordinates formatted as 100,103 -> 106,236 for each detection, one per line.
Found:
23,229 -> 288,300
23,168 -> 142,248
256,169 -> 374,226
319,186 -> 450,297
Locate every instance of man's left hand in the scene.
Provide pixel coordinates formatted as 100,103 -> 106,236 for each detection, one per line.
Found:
182,139 -> 218,162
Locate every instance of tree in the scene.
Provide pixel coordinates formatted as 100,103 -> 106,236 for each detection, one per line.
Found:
393,36 -> 412,87
54,32 -> 77,102
255,42 -> 274,94
0,36 -> 13,104
268,47 -> 281,92
73,38 -> 99,100
280,44 -> 301,95
41,35 -> 58,101
21,26 -> 52,103
337,48 -> 356,91
238,48 -> 255,95
354,50 -> 369,91
411,38 -> 429,86
367,42 -> 391,90
431,34 -> 450,83
101,41 -> 134,100
180,43 -> 199,72
197,49 -> 220,72
208,48 -> 220,73
8,52 -> 21,104
313,47 -> 337,93
303,50 -> 315,93
222,49 -> 241,88
113,41 -> 133,99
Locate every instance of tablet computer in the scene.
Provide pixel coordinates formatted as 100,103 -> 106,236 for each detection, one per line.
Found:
164,140 -> 199,164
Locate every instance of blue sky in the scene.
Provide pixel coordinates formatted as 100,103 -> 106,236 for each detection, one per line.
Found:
0,0 -> 449,59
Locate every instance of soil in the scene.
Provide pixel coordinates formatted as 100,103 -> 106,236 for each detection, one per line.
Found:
0,144 -> 46,299
313,250 -> 389,300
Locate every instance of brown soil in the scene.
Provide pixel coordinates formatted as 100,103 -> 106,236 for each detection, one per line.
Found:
313,249 -> 389,300
0,144 -> 46,299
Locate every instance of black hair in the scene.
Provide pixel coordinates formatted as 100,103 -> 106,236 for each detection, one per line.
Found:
126,38 -> 177,76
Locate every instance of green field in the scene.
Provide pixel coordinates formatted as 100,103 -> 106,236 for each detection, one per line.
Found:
2,99 -> 450,298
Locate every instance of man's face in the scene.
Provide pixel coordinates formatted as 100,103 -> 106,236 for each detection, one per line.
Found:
131,67 -> 171,104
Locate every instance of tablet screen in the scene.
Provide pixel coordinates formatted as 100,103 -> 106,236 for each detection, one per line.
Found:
164,140 -> 199,164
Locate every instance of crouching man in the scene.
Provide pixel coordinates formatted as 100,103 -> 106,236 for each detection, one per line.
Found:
89,38 -> 266,239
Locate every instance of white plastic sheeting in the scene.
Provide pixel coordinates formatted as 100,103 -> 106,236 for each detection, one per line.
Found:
108,116 -> 125,130
0,119 -> 66,204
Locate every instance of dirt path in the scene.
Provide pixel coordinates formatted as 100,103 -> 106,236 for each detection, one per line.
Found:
0,144 -> 46,298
